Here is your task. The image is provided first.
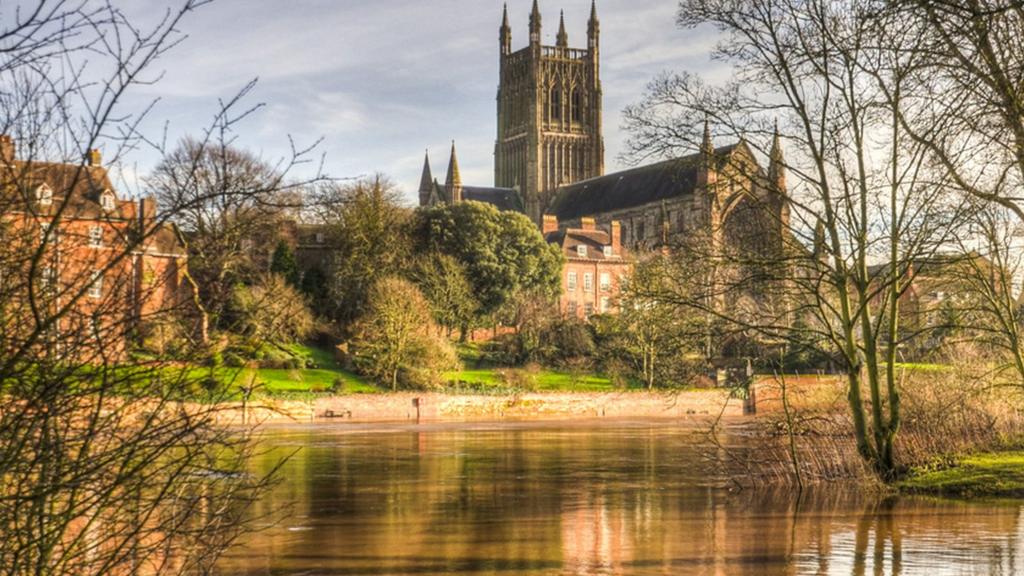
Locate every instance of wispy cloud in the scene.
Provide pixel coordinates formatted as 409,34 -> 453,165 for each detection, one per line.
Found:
114,0 -> 722,205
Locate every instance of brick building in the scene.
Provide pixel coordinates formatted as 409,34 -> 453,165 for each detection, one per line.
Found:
543,215 -> 628,319
0,135 -> 204,360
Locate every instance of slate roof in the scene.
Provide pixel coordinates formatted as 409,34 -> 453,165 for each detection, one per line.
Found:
545,227 -> 627,261
547,144 -> 740,222
0,159 -> 134,220
462,186 -> 524,212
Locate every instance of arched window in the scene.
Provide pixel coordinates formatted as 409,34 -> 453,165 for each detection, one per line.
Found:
36,184 -> 53,206
550,87 -> 562,122
572,88 -> 582,123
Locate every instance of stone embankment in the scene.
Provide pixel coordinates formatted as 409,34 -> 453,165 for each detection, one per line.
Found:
217,390 -> 745,425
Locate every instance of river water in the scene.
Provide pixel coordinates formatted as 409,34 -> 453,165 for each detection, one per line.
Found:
217,420 -> 1024,575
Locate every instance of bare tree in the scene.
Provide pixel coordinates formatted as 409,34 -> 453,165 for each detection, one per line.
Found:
624,0 -> 973,478
0,2 -> 314,573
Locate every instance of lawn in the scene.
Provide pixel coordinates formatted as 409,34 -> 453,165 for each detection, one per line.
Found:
445,367 -> 620,392
899,451 -> 1024,497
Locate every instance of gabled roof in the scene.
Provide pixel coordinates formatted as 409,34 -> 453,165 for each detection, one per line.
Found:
547,144 -> 740,222
0,159 -> 132,220
545,227 -> 627,261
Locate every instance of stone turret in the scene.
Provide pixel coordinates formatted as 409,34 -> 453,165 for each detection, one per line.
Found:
445,141 -> 463,204
418,150 -> 433,207
556,10 -> 568,48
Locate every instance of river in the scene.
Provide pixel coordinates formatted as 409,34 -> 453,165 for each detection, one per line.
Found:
217,420 -> 1024,575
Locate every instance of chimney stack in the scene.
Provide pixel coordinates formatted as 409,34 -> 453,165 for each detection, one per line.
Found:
581,217 -> 596,231
610,221 -> 621,255
542,214 -> 559,236
0,135 -> 15,164
87,148 -> 102,167
139,196 -> 157,225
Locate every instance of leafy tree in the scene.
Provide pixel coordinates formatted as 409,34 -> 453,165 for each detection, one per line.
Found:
270,239 -> 301,288
410,252 -> 478,339
410,201 -> 563,327
313,176 -> 409,330
352,277 -> 457,390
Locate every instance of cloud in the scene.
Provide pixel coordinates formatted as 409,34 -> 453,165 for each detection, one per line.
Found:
112,0 -> 724,200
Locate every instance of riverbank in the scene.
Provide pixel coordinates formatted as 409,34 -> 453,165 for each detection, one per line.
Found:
216,389 -> 746,425
899,451 -> 1024,498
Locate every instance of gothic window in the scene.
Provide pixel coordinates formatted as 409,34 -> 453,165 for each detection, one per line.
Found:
571,88 -> 582,123
550,87 -> 562,122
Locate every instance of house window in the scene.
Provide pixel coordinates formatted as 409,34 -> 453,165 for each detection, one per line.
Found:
600,273 -> 611,292
88,271 -> 103,299
91,315 -> 102,341
584,273 -> 593,292
576,245 -> 587,258
567,301 -> 577,316
88,225 -> 103,248
600,297 -> 610,313
603,246 -> 613,258
100,191 -> 115,211
40,267 -> 56,291
584,302 -> 594,318
37,185 -> 53,206
315,232 -> 325,244
567,271 -> 577,291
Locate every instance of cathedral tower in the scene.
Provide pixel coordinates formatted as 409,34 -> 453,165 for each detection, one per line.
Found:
495,0 -> 605,225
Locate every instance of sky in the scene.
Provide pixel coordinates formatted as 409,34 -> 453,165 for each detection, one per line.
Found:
117,0 -> 725,205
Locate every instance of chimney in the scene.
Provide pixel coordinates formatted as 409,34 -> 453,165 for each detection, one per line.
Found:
610,220 -> 621,255
87,148 -> 102,167
542,214 -> 559,236
139,196 -> 157,225
0,135 -> 14,163
581,217 -> 596,231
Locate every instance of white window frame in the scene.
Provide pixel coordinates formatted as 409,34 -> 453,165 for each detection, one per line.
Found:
584,302 -> 594,318
37,185 -> 53,206
567,301 -> 577,316
567,271 -> 577,291
100,191 -> 115,211
576,244 -> 587,258
88,271 -> 103,300
603,245 -> 613,258
584,272 -> 593,293
88,225 -> 103,248
600,272 -> 611,292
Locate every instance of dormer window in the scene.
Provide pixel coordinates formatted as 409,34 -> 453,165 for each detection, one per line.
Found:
100,190 -> 115,211
603,246 -> 613,258
36,184 -> 52,207
576,245 -> 587,258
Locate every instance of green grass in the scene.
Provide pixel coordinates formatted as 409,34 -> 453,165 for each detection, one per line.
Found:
899,452 -> 1024,497
445,367 -> 619,392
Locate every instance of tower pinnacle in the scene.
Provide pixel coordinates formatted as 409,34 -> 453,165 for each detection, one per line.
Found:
557,10 -> 568,48
529,0 -> 542,45
445,141 -> 463,204
418,149 -> 433,207
500,3 -> 512,55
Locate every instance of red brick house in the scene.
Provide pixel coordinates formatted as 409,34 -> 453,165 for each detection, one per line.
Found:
543,215 -> 630,320
0,135 -> 204,361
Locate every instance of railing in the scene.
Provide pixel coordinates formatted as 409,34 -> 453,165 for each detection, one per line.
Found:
541,46 -> 589,60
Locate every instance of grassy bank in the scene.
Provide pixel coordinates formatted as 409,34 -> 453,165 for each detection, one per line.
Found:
899,452 -> 1024,497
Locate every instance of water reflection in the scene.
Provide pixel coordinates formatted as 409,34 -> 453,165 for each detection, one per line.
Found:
218,421 -> 1024,575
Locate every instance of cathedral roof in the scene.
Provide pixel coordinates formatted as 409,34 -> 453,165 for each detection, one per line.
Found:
464,186 -> 523,212
547,143 -> 740,222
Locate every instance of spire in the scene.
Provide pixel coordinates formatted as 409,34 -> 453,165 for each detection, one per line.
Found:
701,117 -> 714,158
768,119 -> 786,193
529,0 -> 542,45
588,0 -> 600,49
445,141 -> 463,204
418,149 -> 433,206
557,10 -> 568,48
500,3 -> 512,55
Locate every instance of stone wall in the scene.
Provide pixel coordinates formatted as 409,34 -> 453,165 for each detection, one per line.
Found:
220,390 -> 745,425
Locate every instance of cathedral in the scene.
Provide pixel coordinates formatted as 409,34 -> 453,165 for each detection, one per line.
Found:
419,0 -> 788,259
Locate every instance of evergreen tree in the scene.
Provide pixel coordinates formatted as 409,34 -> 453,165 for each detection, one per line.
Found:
270,239 -> 301,288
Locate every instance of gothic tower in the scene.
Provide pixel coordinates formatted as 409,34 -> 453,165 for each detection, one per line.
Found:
495,0 -> 605,225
